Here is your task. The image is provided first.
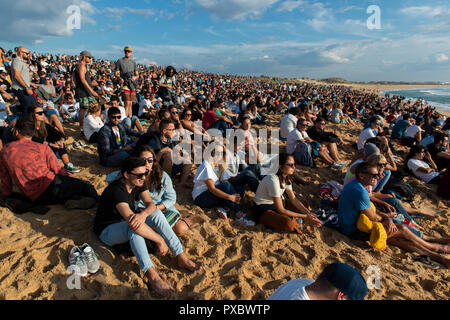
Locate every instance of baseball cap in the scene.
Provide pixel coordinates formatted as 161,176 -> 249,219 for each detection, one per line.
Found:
124,46 -> 133,52
80,51 -> 94,59
319,262 -> 368,300
364,143 -> 380,157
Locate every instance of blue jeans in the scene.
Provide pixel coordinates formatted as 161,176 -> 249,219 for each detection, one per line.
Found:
382,197 -> 423,238
209,120 -> 229,136
229,169 -> 260,192
194,182 -> 244,213
99,209 -> 183,274
15,89 -> 36,115
121,116 -> 139,130
105,151 -> 130,167
374,170 -> 391,192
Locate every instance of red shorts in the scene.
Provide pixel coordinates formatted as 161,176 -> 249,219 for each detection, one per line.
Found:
122,89 -> 136,102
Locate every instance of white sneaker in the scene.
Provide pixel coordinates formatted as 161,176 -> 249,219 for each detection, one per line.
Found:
80,243 -> 100,274
68,246 -> 88,277
235,215 -> 255,227
216,207 -> 228,220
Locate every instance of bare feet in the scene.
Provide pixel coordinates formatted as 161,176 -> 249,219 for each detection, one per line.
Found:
177,252 -> 202,272
145,268 -> 176,297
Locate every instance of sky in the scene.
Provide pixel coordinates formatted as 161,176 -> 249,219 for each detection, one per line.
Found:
1,0 -> 450,82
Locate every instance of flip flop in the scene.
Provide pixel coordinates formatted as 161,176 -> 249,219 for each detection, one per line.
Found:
413,255 -> 442,269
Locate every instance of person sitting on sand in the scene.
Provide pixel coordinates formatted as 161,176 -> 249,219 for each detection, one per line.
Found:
28,105 -> 80,173
280,107 -> 301,141
94,157 -> 201,297
426,132 -> 450,171
135,145 -> 204,235
0,118 -> 98,209
83,102 -> 104,143
253,153 -> 322,229
97,106 -> 144,167
391,113 -> 412,140
401,117 -> 423,147
338,161 -> 450,269
307,117 -> 346,166
148,108 -> 171,134
192,146 -> 255,226
405,145 -> 445,185
267,262 -> 368,300
287,118 -> 345,169
357,116 -> 383,150
143,118 -> 192,188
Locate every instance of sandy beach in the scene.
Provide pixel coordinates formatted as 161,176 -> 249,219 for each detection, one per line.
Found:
0,111 -> 448,301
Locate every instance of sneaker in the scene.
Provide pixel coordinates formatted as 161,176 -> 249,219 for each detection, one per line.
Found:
65,162 -> 81,173
216,207 -> 228,220
65,197 -> 97,210
80,243 -> 100,274
235,215 -> 255,227
331,162 -> 341,169
68,246 -> 88,277
78,141 -> 87,147
72,142 -> 81,149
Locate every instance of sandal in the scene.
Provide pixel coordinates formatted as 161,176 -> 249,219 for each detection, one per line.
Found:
413,256 -> 442,269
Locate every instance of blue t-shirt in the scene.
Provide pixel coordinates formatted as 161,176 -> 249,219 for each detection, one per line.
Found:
337,180 -> 371,235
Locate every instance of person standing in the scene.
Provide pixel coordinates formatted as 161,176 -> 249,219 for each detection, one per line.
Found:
74,51 -> 98,134
11,46 -> 38,115
116,46 -> 139,119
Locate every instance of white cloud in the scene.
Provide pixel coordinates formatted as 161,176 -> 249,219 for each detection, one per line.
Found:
0,0 -> 96,43
276,0 -> 304,12
400,6 -> 450,18
436,53 -> 449,63
103,7 -> 156,19
194,0 -> 280,20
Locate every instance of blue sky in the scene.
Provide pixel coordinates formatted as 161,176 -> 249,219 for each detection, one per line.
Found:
1,0 -> 450,81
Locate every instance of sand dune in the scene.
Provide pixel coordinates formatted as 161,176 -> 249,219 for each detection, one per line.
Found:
0,114 -> 449,300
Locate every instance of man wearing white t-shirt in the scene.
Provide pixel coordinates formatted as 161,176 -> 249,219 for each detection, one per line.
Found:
280,107 -> 301,140
403,118 -> 423,146
357,116 -> 382,150
267,262 -> 367,300
286,119 -> 309,155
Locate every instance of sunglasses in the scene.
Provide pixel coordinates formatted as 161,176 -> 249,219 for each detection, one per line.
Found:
285,163 -> 295,168
363,172 -> 380,178
378,163 -> 387,167
185,113 -> 192,116
110,115 -> 121,119
142,157 -> 154,163
171,111 -> 178,114
125,50 -> 132,53
128,170 -> 149,179
35,111 -> 44,115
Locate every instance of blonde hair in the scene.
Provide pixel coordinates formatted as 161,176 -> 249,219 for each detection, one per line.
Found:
365,153 -> 386,166
88,103 -> 100,114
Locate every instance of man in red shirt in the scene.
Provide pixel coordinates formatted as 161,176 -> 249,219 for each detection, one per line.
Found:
0,118 -> 98,209
202,100 -> 234,136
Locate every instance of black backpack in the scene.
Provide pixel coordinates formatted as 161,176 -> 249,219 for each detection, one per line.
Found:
384,177 -> 414,202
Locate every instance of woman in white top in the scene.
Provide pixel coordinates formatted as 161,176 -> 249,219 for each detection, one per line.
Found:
406,145 -> 443,184
253,153 -> 322,228
83,103 -> 104,143
192,147 -> 255,226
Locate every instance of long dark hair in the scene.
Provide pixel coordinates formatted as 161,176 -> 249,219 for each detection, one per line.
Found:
133,145 -> 164,192
27,105 -> 47,141
404,145 -> 426,167
276,153 -> 293,189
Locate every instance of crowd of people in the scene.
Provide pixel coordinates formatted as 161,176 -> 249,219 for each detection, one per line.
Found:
0,45 -> 449,299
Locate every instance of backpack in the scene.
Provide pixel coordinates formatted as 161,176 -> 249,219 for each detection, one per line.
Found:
293,142 -> 315,167
384,177 -> 414,202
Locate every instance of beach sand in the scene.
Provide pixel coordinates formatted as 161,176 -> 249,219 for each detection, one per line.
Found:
0,113 -> 449,300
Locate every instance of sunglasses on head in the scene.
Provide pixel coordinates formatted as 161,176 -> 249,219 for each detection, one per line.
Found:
129,170 -> 149,179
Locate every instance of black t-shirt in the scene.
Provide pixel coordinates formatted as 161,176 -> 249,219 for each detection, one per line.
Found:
427,143 -> 441,162
93,179 -> 148,236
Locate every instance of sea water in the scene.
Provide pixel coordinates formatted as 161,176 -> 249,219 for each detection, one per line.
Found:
383,87 -> 450,114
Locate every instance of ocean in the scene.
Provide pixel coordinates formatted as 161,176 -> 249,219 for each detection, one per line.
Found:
383,87 -> 450,114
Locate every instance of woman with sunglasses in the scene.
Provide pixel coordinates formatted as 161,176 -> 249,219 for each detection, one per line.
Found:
27,105 -> 80,173
180,108 -> 208,139
134,145 -> 204,236
405,145 -> 444,184
253,153 -> 322,229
